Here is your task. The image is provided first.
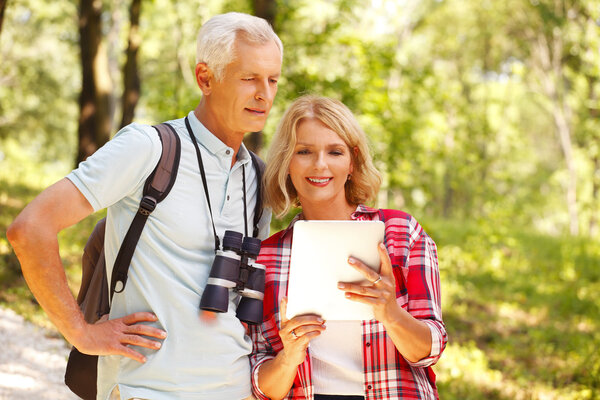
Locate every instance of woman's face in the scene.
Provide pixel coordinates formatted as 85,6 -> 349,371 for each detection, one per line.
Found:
288,118 -> 353,212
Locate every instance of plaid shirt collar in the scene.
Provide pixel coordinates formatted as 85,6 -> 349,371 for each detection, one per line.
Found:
282,204 -> 380,236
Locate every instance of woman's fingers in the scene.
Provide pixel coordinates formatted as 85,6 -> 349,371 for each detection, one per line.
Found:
377,242 -> 394,279
280,297 -> 290,326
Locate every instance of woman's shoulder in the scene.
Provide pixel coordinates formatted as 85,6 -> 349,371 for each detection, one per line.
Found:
261,229 -> 288,247
377,208 -> 424,241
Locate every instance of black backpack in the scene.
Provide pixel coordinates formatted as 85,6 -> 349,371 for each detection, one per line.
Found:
64,122 -> 265,400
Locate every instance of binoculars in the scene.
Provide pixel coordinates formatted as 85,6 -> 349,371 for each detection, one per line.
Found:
200,230 -> 266,325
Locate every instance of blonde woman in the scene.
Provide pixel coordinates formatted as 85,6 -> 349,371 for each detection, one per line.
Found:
249,95 -> 447,400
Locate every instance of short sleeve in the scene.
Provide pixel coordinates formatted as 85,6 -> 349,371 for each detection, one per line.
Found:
66,123 -> 162,211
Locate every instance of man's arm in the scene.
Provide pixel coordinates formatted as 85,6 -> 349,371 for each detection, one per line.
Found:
7,178 -> 166,363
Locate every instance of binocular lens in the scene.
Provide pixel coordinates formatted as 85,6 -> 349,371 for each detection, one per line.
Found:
236,263 -> 265,325
199,230 -> 265,324
200,250 -> 241,313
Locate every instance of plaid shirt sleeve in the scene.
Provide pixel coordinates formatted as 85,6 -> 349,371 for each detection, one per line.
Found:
397,212 -> 446,368
360,208 -> 447,399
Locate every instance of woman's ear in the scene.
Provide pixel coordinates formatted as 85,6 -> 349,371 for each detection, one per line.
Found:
195,63 -> 213,95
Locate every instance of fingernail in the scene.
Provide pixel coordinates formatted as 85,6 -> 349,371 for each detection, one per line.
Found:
380,243 -> 386,250
337,283 -> 345,289
348,257 -> 355,264
154,342 -> 162,349
317,318 -> 324,323
160,331 -> 167,339
345,293 -> 351,298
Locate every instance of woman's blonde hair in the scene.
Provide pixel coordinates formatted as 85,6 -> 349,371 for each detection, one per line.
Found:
264,95 -> 382,217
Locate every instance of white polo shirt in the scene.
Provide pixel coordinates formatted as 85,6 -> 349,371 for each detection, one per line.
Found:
67,111 -> 271,400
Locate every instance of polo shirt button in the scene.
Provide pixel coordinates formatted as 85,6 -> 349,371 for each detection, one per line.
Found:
227,195 -> 230,201
366,342 -> 371,347
367,385 -> 372,390
225,149 -> 231,155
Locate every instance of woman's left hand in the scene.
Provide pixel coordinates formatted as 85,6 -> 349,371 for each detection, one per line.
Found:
338,242 -> 400,325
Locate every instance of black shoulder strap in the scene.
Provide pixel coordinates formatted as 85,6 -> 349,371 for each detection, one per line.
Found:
249,150 -> 265,238
109,123 -> 181,299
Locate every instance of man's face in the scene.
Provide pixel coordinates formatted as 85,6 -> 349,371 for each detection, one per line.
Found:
206,38 -> 282,139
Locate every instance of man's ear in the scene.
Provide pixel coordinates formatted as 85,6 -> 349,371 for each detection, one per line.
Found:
195,63 -> 213,95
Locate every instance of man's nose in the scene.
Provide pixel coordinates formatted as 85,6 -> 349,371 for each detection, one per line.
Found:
255,80 -> 275,102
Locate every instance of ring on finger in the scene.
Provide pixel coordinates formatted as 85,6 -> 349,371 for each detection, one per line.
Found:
372,275 -> 382,285
291,329 -> 298,339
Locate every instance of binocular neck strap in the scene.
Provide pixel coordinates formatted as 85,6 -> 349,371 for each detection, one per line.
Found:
185,117 -> 249,251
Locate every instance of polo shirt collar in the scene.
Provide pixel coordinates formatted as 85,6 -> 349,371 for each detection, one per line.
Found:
186,111 -> 251,165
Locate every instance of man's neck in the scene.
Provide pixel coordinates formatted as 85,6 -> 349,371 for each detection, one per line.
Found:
193,104 -> 243,167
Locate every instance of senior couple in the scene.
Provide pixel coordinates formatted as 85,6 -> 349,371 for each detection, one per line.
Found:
8,12 -> 447,400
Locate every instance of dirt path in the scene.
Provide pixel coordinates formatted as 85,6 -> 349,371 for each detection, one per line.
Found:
0,307 -> 78,399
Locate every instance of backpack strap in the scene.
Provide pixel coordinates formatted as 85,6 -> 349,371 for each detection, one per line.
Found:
109,123 -> 181,299
249,150 -> 265,238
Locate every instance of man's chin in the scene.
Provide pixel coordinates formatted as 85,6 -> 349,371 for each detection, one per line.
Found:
243,122 -> 268,134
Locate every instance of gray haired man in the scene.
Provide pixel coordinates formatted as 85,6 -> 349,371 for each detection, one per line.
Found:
8,12 -> 282,399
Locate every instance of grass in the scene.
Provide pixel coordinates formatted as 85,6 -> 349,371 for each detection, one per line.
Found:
1,173 -> 599,399
424,218 -> 600,400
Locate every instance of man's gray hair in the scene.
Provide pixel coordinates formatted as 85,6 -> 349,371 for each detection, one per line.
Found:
196,12 -> 283,81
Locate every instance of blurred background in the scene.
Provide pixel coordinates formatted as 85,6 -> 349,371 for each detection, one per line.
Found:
0,0 -> 599,398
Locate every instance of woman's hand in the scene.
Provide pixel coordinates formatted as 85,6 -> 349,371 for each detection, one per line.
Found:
278,297 -> 326,367
338,242 -> 432,362
337,242 -> 400,325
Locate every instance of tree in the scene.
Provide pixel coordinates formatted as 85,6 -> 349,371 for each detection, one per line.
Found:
0,0 -> 7,38
120,0 -> 142,128
77,0 -> 113,164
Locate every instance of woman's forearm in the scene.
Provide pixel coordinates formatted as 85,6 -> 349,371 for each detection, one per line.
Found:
380,306 -> 432,363
257,349 -> 300,400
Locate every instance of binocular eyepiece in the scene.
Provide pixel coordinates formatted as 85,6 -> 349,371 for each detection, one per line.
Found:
200,230 -> 266,325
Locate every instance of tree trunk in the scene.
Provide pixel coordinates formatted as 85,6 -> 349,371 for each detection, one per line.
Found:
77,0 -> 113,164
0,0 -> 7,38
591,154 -> 599,237
552,104 -> 579,236
244,0 -> 278,155
588,75 -> 599,237
530,13 -> 579,236
120,0 -> 141,128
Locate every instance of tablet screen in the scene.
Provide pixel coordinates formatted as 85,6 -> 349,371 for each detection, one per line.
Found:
286,220 -> 385,320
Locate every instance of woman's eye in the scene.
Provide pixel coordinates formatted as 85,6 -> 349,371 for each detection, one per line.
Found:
296,149 -> 310,155
330,150 -> 344,156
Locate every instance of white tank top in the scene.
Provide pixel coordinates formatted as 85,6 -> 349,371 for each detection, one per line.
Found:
310,321 -> 364,395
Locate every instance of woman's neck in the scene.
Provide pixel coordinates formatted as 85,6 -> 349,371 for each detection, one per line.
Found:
301,201 -> 357,221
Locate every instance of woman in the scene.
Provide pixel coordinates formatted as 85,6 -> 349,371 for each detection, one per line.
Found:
249,95 -> 447,400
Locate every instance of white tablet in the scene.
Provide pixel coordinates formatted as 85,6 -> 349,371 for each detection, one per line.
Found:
286,220 -> 385,320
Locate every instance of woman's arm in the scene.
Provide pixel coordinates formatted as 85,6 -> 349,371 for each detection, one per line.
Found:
338,243 -> 432,362
257,297 -> 325,400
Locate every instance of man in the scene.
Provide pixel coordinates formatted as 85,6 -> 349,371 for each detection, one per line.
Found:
7,12 -> 282,400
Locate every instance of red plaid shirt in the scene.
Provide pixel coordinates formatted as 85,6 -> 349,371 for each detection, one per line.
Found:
249,205 -> 447,400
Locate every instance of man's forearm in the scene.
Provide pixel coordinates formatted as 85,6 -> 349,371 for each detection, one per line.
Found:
9,220 -> 87,345
7,178 -> 95,346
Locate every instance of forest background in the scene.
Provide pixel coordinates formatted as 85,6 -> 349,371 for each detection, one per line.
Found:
0,0 -> 599,398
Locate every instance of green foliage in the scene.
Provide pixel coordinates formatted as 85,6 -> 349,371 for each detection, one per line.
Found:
426,217 -> 600,399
